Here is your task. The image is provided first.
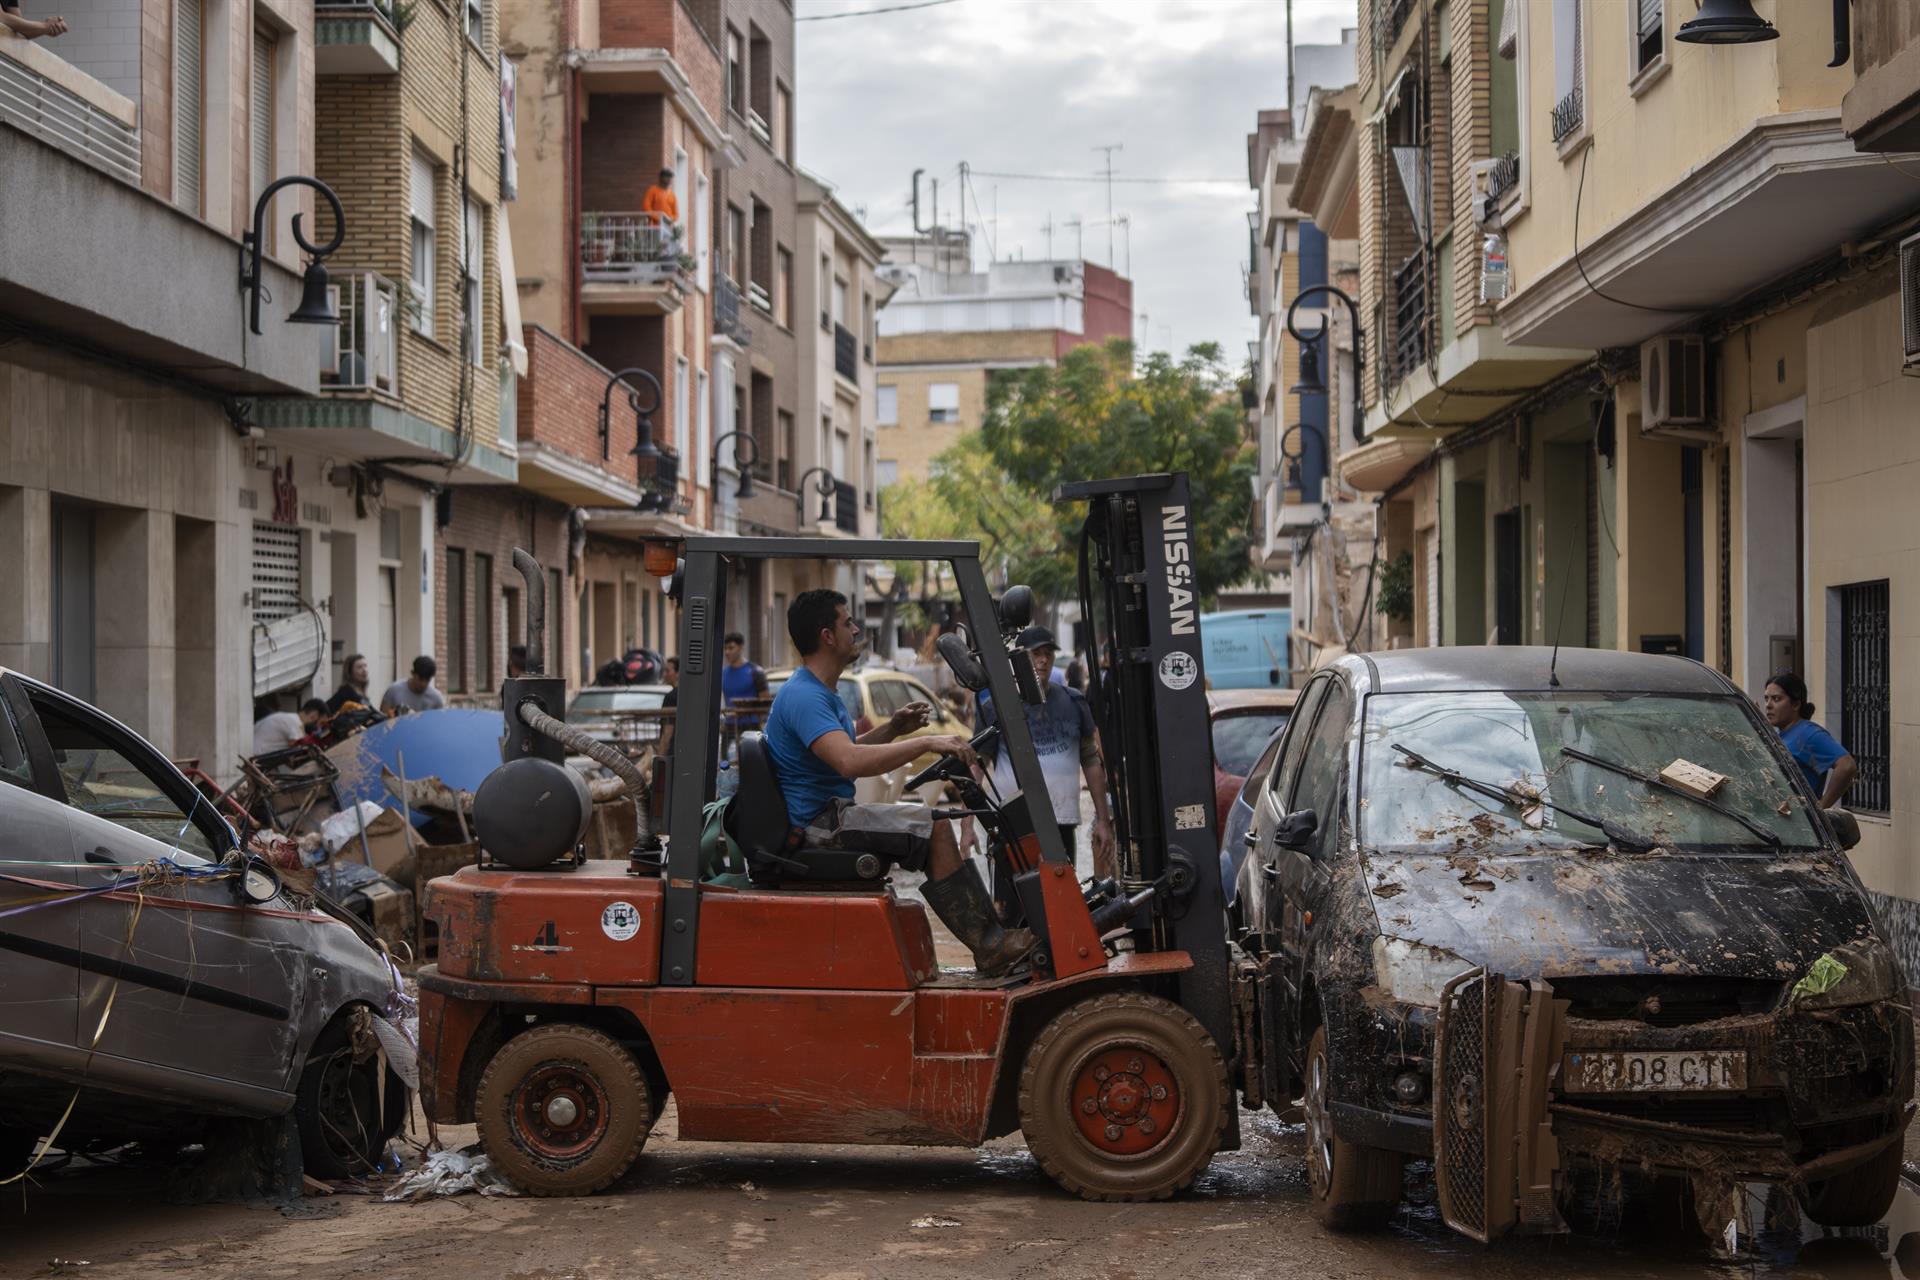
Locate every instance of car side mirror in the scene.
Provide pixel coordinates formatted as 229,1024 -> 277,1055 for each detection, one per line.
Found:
1274,808 -> 1318,851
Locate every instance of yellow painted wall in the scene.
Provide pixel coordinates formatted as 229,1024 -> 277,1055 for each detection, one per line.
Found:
874,365 -> 986,484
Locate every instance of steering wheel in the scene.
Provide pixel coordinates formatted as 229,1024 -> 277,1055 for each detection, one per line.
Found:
903,725 -> 999,794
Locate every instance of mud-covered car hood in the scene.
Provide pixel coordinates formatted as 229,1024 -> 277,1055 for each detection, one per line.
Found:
1364,851 -> 1875,981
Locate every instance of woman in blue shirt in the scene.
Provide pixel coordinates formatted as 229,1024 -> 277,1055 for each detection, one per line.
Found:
1762,671 -> 1858,809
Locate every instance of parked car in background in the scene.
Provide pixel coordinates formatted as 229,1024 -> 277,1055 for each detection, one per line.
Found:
1209,688 -> 1298,907
765,666 -> 968,803
1232,647 -> 1911,1241
566,685 -> 672,754
0,670 -> 408,1182
1200,608 -> 1292,689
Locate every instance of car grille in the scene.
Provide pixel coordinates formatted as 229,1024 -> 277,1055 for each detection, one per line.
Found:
1551,976 -> 1785,1027
1435,971 -> 1491,1239
1560,1093 -> 1774,1134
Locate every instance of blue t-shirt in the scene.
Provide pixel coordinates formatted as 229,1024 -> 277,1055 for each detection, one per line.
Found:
764,667 -> 856,826
721,660 -> 768,728
1781,718 -> 1847,795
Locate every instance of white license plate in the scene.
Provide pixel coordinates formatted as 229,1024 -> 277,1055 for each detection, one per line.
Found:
1563,1049 -> 1748,1093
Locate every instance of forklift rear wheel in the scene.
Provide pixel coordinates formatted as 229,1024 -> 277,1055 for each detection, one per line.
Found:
1018,992 -> 1227,1202
476,1024 -> 653,1196
1304,1025 -> 1403,1230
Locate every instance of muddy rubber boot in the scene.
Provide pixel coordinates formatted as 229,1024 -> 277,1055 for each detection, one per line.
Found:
922,861 -> 1037,977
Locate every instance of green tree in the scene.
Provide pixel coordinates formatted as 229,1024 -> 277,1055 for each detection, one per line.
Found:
980,338 -> 1256,607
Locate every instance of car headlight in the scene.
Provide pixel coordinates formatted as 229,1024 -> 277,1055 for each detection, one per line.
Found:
1372,936 -> 1474,1008
1793,942 -> 1902,1009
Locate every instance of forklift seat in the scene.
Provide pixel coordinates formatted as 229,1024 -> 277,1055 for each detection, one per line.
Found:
731,733 -> 893,886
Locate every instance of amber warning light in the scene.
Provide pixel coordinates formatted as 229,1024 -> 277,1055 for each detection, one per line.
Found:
643,541 -> 681,578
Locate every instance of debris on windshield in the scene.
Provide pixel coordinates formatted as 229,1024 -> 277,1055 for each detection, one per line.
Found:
1790,952 -> 1849,1000
1659,759 -> 1727,800
1505,778 -> 1546,829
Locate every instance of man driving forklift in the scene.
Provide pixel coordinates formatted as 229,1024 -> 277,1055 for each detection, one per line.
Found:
764,589 -> 1036,976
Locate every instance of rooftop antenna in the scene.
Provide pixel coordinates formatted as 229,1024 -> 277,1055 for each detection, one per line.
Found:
1115,214 -> 1132,278
1042,211 -> 1054,258
1092,143 -> 1123,266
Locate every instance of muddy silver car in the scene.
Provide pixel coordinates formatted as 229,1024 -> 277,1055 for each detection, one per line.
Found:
1232,647 -> 1913,1243
0,670 -> 408,1179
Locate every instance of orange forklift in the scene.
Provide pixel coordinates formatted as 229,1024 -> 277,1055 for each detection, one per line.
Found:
416,474 -> 1241,1199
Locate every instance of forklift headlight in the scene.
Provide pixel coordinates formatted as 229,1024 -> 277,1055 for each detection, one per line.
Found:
1372,936 -> 1472,1009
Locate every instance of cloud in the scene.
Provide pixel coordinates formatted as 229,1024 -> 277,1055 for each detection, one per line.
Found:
798,0 -> 1357,360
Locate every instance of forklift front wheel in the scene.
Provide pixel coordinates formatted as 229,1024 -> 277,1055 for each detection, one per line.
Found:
1018,992 -> 1227,1202
476,1024 -> 653,1196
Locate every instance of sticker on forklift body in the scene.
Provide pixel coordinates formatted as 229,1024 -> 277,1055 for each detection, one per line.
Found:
601,901 -> 642,941
1158,651 -> 1199,691
1175,804 -> 1206,831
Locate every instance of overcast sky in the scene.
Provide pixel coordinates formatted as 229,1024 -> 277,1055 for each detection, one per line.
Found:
796,0 -> 1358,367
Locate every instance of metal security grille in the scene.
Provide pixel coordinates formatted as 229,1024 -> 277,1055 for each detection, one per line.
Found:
174,0 -> 203,212
251,521 -> 302,623
1435,970 -> 1490,1239
1839,580 -> 1891,813
250,28 -> 274,217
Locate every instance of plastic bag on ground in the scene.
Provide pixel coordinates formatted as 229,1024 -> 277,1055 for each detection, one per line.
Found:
383,1146 -> 521,1201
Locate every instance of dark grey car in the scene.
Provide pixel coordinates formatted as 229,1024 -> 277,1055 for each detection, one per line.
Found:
0,670 -> 408,1178
1232,647 -> 1912,1243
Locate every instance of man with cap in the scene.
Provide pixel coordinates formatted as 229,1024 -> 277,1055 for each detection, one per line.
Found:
642,167 -> 678,227
977,626 -> 1116,878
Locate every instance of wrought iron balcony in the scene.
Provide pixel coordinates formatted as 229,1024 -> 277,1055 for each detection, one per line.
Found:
580,213 -> 688,284
320,270 -> 400,395
1485,151 -> 1520,206
1381,0 -> 1416,51
833,322 -> 857,381
714,277 -> 753,345
1551,86 -> 1584,144
1391,247 -> 1429,385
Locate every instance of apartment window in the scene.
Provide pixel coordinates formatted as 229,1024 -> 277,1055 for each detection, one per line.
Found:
174,0 -> 205,214
1551,0 -> 1584,144
776,246 -> 793,328
819,254 -> 831,329
876,384 -> 898,426
726,27 -> 744,116
1629,0 -> 1663,82
748,24 -> 772,125
672,145 -> 688,245
750,198 -> 773,295
776,408 -> 793,490
461,197 -> 483,366
694,171 -> 710,289
249,27 -> 276,234
446,548 -> 468,694
696,368 -> 711,487
832,276 -> 848,327
726,204 -> 746,283
465,0 -> 483,47
876,460 -> 898,489
1489,0 -> 1522,195
1835,580 -> 1891,814
862,293 -> 874,361
674,356 -> 691,462
474,552 -> 494,692
409,148 -> 437,335
774,82 -> 792,165
863,439 -> 875,508
928,382 -> 960,424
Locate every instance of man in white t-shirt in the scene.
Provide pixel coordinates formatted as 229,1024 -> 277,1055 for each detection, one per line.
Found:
252,700 -> 327,755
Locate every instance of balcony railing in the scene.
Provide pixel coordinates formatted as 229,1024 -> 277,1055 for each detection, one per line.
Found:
1381,0 -> 1416,51
1391,248 -> 1429,384
834,479 -> 859,533
1550,86 -> 1584,144
314,0 -> 401,74
1485,151 -> 1520,206
833,322 -> 857,381
714,277 -> 753,345
581,213 -> 689,284
0,39 -> 140,185
320,270 -> 400,395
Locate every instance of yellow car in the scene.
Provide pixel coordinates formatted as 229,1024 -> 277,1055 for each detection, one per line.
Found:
763,666 -> 971,803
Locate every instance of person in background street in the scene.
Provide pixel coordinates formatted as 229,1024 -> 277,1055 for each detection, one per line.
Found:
326,653 -> 372,714
642,168 -> 677,227
766,589 -> 1031,975
978,626 -> 1116,878
658,656 -> 680,756
381,655 -> 446,716
1,0 -> 69,38
1763,671 -> 1857,808
1065,658 -> 1085,692
252,699 -> 328,756
721,631 -> 771,732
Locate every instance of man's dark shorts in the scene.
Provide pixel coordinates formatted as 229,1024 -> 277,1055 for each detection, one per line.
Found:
803,799 -> 934,871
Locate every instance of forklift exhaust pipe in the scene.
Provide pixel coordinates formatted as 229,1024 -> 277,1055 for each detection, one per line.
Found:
513,547 -> 545,674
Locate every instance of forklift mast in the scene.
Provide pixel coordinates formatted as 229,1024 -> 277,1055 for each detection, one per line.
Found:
1055,474 -> 1232,1058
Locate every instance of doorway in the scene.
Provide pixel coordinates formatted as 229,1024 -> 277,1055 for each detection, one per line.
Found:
51,501 -> 96,701
1493,509 -> 1521,645
1741,399 -> 1805,688
376,565 -> 398,694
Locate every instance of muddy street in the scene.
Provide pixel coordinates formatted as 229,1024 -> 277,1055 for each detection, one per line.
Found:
5,1103 -> 1920,1280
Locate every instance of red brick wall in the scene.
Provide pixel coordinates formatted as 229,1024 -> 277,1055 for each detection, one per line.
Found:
434,487 -> 577,698
581,94 -> 665,212
674,2 -> 723,123
521,324 -> 656,466
1076,263 -> 1135,354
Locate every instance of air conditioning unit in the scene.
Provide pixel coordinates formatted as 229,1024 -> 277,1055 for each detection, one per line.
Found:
1639,333 -> 1715,443
1899,230 -> 1920,373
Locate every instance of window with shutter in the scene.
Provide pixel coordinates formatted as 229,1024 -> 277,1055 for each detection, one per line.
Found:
410,149 -> 437,335
1631,0 -> 1663,79
174,0 -> 203,214
250,29 -> 275,236
1551,0 -> 1584,143
928,382 -> 960,423
462,198 -> 483,366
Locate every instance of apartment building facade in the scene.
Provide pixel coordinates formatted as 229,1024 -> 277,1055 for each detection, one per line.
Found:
0,0 -> 331,773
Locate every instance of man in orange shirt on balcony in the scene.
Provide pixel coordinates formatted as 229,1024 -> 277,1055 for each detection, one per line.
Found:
642,168 -> 677,227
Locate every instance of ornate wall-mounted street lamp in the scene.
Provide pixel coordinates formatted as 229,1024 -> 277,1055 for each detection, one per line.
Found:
794,465 -> 838,522
1279,421 -> 1329,498
1284,283 -> 1366,446
240,176 -> 346,335
710,429 -> 759,500
598,366 -> 662,462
